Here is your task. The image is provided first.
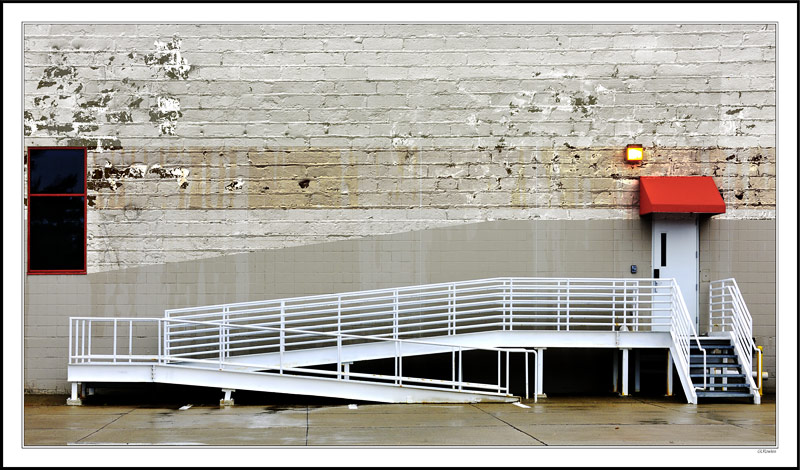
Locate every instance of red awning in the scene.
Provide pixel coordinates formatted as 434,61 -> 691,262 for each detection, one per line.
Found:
639,176 -> 726,215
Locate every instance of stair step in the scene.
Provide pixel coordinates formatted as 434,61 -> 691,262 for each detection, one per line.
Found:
689,354 -> 739,362
696,383 -> 751,389
690,373 -> 747,378
690,366 -> 743,371
696,391 -> 754,398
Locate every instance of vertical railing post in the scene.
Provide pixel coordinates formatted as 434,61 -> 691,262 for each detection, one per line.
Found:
81,320 -> 86,364
525,351 -> 529,400
565,279 -> 571,331
163,316 -> 169,360
218,323 -> 224,370
557,281 -> 562,331
447,285 -> 452,335
497,351 -> 501,393
163,319 -> 169,364
621,281 -> 628,331
633,281 -> 639,331
505,350 -> 510,395
612,281 -> 617,331
509,279 -> 514,331
502,280 -> 508,330
128,320 -> 133,363
87,320 -> 92,363
279,301 -> 285,375
156,319 -> 161,364
398,342 -> 403,386
393,289 -> 399,340
337,296 -> 342,380
68,319 -> 73,364
452,285 -> 458,334
222,307 -> 229,360
533,350 -> 538,404
111,320 -> 117,363
448,285 -> 454,335
452,347 -> 456,390
708,282 -> 714,333
458,347 -> 463,391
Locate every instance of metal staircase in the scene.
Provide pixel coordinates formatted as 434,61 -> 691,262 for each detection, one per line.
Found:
702,278 -> 763,403
692,337 -> 754,399
66,277 -> 761,405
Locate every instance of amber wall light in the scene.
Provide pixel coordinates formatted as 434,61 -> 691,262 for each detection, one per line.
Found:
626,144 -> 644,162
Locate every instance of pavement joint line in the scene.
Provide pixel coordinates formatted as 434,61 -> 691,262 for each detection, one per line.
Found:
721,420 -> 777,437
632,397 -> 680,412
470,404 -> 547,446
634,398 -> 774,430
73,407 -> 138,444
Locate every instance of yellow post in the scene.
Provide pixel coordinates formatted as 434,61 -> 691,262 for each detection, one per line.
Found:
756,346 -> 763,396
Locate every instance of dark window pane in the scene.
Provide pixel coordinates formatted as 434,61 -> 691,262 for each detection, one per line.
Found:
29,196 -> 85,271
29,148 -> 85,194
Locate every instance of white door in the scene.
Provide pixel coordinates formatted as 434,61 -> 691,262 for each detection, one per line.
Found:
652,215 -> 699,332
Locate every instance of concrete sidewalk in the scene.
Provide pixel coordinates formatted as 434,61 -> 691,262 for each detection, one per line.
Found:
23,395 -> 775,447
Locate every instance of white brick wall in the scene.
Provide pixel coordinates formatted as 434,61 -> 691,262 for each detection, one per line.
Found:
22,23 -> 776,271
24,24 -> 775,150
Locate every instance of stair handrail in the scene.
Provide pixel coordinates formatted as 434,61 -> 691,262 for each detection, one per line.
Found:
709,278 -> 753,333
668,278 -> 707,394
709,278 -> 759,395
724,285 -> 759,395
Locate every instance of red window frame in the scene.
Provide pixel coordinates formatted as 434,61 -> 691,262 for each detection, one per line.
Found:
26,146 -> 87,275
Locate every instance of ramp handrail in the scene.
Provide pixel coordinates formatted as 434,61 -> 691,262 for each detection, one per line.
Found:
709,279 -> 759,395
666,279 -> 706,399
68,316 -> 538,400
164,278 -> 677,351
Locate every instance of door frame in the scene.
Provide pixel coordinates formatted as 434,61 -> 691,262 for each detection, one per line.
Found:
651,214 -> 700,333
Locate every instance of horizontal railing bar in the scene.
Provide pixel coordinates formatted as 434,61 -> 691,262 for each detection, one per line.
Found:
165,277 -> 665,317
169,337 -> 283,352
169,329 -> 280,343
170,290 -> 505,324
165,278 -> 513,316
71,354 -> 157,361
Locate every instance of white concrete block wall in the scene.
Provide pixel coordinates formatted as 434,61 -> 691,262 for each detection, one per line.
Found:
22,24 -> 777,394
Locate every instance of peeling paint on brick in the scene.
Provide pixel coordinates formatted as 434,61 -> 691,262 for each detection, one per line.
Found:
144,36 -> 191,80
149,96 -> 182,135
149,163 -> 190,188
225,178 -> 244,191
106,110 -> 132,123
571,94 -> 598,117
65,137 -> 122,151
37,65 -> 76,89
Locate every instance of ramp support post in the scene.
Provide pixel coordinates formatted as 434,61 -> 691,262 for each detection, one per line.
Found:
343,362 -> 351,381
612,349 -> 619,393
220,388 -> 235,406
66,382 -> 82,406
634,349 -> 641,393
621,349 -> 629,396
536,348 -> 545,397
666,349 -> 673,396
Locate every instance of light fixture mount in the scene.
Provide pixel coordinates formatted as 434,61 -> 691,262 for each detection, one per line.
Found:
626,144 -> 644,162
